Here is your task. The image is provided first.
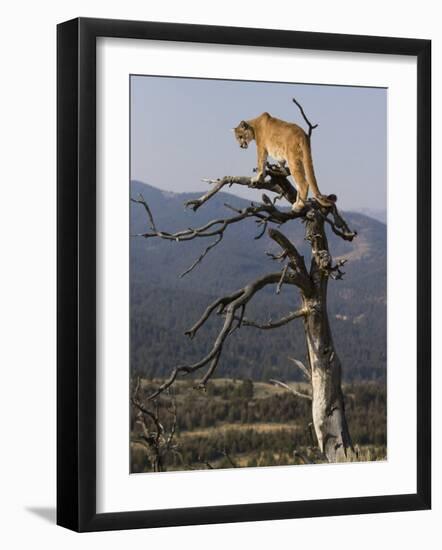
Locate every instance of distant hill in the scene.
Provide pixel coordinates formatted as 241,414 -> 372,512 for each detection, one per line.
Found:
354,208 -> 387,224
130,180 -> 387,382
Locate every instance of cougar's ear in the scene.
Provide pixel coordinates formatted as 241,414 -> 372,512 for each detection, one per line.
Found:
239,120 -> 249,129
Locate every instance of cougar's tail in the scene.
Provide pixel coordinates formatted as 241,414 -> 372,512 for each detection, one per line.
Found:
302,140 -> 334,207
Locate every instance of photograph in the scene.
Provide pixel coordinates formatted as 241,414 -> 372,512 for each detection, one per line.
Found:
0,1 -> 433,543
129,75 -> 387,474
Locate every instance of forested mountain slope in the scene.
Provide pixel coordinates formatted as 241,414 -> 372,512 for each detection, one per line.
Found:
130,180 -> 387,382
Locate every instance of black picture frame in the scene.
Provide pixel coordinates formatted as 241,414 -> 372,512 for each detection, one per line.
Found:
57,17 -> 431,532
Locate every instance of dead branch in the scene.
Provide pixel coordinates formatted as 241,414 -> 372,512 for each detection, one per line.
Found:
288,357 -> 311,380
132,380 -> 164,443
328,258 -> 348,281
135,196 -> 157,232
132,193 -> 296,277
133,193 -> 268,238
185,162 -> 298,212
269,379 -> 312,400
304,207 -> 355,282
292,97 -> 318,139
322,205 -> 357,242
268,228 -> 314,295
237,307 -> 307,330
131,379 -> 178,472
179,234 -> 224,278
133,194 -> 355,284
276,264 -> 289,294
146,271 -> 300,399
165,395 -> 178,450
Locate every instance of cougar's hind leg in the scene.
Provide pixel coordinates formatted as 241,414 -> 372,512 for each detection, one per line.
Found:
289,159 -> 308,212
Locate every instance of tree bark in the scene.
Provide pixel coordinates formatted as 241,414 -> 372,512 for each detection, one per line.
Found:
301,210 -> 354,462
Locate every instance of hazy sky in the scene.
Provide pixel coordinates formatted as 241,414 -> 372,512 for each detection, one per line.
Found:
131,75 -> 386,212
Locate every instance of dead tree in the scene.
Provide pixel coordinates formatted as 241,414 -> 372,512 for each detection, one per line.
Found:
132,99 -> 358,463
131,379 -> 179,472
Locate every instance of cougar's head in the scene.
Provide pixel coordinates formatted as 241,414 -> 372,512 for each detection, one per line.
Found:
233,120 -> 255,149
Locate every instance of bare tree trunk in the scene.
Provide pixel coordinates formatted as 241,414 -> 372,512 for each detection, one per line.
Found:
302,210 -> 353,462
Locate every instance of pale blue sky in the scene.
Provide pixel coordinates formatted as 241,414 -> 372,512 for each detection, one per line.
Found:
131,76 -> 387,212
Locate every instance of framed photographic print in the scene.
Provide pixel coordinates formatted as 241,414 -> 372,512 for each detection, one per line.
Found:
57,17 -> 431,532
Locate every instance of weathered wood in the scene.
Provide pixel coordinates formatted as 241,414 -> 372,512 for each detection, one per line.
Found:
303,210 -> 354,461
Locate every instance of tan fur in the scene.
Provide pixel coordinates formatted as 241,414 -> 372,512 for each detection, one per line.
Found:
233,112 -> 333,211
